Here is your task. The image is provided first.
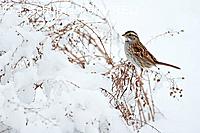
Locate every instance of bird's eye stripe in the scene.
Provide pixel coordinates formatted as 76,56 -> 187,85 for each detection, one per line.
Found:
126,32 -> 137,36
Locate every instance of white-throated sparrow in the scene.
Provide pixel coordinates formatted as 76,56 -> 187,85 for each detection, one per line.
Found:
122,31 -> 180,70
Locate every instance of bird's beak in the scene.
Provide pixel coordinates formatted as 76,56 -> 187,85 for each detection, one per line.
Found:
122,33 -> 125,37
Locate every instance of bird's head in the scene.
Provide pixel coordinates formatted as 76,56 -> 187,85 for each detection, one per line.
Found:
122,31 -> 139,42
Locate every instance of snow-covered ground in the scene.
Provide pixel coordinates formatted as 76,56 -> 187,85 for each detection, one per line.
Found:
0,0 -> 200,133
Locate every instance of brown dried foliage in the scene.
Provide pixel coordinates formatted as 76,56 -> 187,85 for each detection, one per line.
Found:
101,61 -> 157,131
10,0 -> 113,68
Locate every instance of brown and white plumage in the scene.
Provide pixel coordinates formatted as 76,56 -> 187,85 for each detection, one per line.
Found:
122,31 -> 180,69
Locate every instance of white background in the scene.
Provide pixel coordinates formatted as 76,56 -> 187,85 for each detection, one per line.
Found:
100,0 -> 200,132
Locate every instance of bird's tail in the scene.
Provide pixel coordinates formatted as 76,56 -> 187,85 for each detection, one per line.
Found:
156,61 -> 181,69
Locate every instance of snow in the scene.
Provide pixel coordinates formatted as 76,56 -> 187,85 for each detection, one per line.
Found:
0,0 -> 200,133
